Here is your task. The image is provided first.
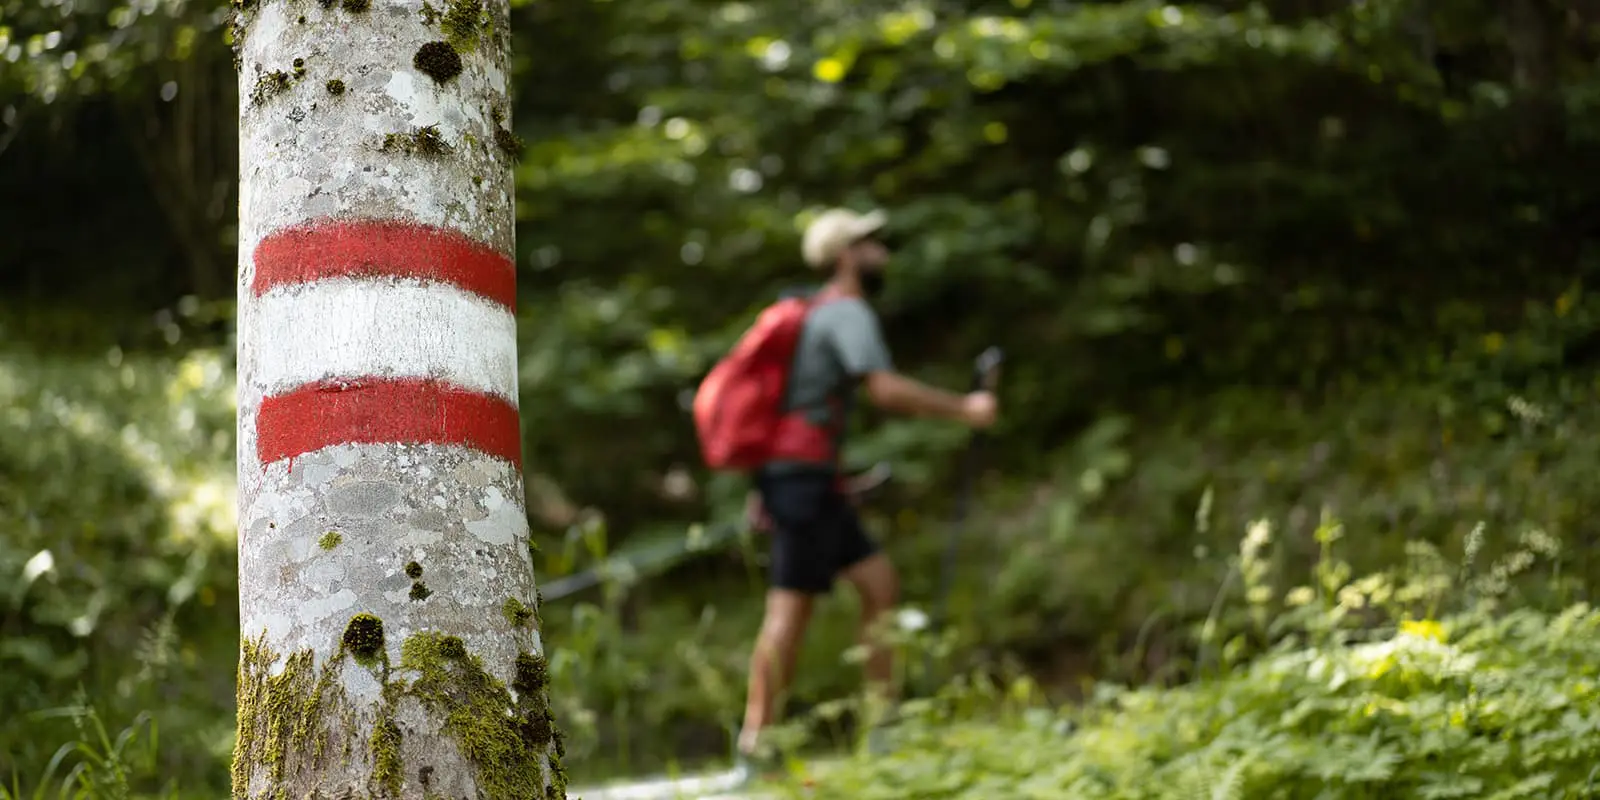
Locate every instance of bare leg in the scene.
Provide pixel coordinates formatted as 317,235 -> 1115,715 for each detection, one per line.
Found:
840,552 -> 900,699
739,588 -> 814,754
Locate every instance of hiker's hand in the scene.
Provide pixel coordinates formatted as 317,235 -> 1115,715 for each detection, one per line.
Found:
843,474 -> 872,503
961,391 -> 998,429
843,463 -> 891,506
744,490 -> 773,533
843,474 -> 874,506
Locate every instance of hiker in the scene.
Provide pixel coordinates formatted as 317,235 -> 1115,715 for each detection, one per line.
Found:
728,207 -> 999,771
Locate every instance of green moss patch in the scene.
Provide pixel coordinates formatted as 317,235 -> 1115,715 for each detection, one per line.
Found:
249,70 -> 292,106
440,635 -> 468,659
382,125 -> 452,157
369,716 -> 403,797
232,637 -> 343,797
413,41 -> 463,84
317,531 -> 342,550
233,627 -> 562,798
494,126 -> 525,159
442,0 -> 487,51
502,596 -> 534,627
513,651 -> 547,695
342,613 -> 385,665
401,632 -> 555,799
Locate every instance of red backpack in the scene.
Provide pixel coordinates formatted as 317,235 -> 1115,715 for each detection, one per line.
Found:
693,290 -> 841,472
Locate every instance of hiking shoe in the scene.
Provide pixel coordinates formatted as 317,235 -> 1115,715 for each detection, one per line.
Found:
862,705 -> 903,756
731,727 -> 785,788
863,721 -> 906,756
731,748 -> 784,789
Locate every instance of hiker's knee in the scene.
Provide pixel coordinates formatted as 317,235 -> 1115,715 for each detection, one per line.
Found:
758,590 -> 813,649
845,554 -> 899,616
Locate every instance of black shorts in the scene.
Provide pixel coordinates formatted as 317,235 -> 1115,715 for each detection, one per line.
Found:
755,470 -> 879,594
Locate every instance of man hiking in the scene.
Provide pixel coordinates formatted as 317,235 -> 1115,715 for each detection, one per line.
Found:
726,206 -> 999,776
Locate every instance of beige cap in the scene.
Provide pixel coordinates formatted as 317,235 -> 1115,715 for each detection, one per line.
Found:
801,207 -> 888,269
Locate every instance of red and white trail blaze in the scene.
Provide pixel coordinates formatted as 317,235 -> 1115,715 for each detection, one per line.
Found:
232,4 -> 542,795
248,219 -> 522,468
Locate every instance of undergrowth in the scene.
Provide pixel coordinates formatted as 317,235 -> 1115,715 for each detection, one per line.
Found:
773,513 -> 1600,799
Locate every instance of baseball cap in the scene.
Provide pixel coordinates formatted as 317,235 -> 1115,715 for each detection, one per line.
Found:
801,207 -> 888,269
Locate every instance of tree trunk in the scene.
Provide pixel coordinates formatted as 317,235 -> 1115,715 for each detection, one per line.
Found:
231,2 -> 559,798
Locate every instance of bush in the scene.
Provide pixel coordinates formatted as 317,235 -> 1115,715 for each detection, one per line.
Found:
953,375 -> 1600,683
784,516 -> 1600,799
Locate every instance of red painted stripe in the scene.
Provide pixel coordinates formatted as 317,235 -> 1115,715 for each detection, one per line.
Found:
257,378 -> 522,466
253,219 -> 516,310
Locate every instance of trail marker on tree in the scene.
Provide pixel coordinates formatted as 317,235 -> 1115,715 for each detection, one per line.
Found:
231,0 -> 561,797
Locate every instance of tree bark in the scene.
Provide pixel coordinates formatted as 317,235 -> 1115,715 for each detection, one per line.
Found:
232,2 -> 560,798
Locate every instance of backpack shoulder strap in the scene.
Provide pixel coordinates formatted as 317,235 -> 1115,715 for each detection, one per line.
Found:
805,283 -> 848,309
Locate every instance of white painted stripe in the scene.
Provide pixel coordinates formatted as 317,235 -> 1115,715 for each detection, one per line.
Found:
251,277 -> 519,405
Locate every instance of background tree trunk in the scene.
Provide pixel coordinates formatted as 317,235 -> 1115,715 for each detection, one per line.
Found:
232,1 -> 562,798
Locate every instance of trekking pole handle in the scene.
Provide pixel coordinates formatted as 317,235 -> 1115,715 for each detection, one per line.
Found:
971,346 -> 1004,393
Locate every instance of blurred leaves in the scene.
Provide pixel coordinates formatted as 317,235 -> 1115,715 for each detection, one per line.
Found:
7,0 -> 1600,789
0,345 -> 236,791
0,0 -> 226,104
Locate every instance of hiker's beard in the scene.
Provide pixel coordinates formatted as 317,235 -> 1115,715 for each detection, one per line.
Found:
859,268 -> 887,299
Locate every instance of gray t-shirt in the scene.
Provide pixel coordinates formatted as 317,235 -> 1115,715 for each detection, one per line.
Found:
767,293 -> 894,472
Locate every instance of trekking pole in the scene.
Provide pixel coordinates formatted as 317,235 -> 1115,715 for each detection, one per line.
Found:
926,346 -> 1004,683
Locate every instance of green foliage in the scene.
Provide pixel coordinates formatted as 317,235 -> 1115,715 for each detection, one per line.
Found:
787,519 -> 1600,799
0,0 -> 222,103
961,362 -> 1600,677
0,346 -> 235,795
0,702 -> 176,800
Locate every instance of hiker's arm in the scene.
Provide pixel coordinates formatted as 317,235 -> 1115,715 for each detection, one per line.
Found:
827,300 -> 973,422
862,371 -> 969,420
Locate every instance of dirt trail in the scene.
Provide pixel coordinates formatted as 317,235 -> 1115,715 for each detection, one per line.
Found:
569,768 -> 770,800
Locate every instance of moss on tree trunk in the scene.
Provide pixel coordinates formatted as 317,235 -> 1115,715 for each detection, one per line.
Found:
233,619 -> 566,799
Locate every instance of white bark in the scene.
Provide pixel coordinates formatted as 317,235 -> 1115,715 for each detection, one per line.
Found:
233,1 -> 560,798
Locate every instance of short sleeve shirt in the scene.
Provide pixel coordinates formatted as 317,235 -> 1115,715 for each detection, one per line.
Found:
768,292 -> 893,471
